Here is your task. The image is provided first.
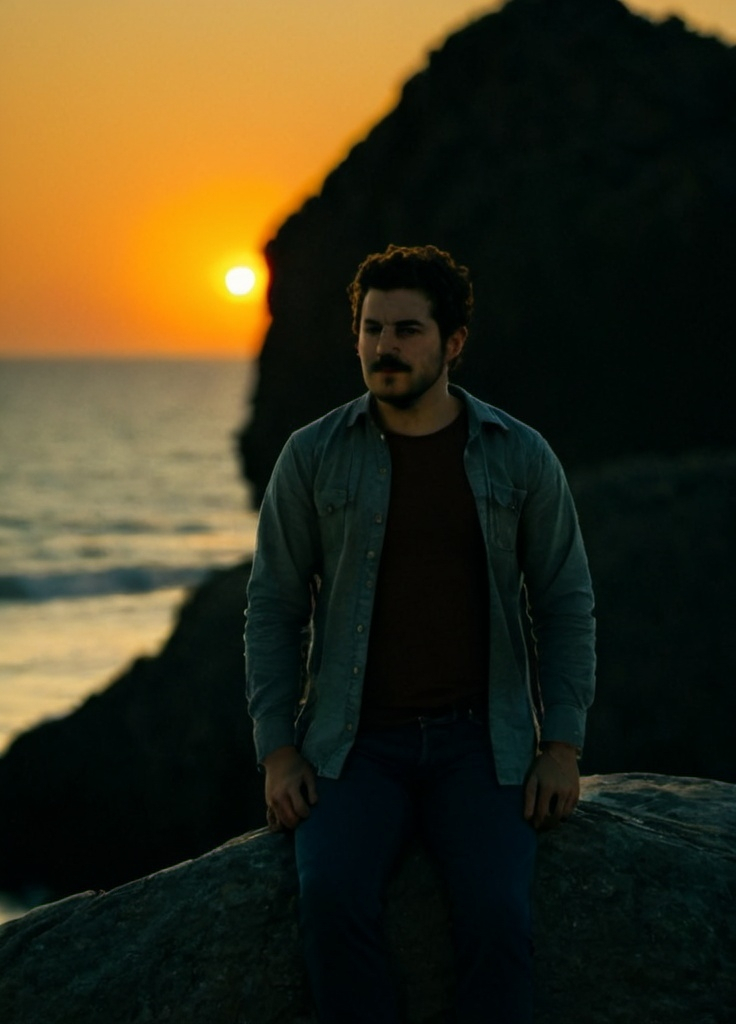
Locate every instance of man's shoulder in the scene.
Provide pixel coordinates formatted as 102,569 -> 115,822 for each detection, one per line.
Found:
289,394 -> 371,448
454,387 -> 547,449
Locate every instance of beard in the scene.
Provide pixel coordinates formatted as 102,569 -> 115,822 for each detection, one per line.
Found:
369,354 -> 446,410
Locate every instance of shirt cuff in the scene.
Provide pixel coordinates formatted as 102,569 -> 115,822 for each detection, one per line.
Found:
253,715 -> 297,765
539,703 -> 587,752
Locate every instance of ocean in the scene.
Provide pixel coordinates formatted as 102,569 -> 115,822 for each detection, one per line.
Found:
0,358 -> 259,922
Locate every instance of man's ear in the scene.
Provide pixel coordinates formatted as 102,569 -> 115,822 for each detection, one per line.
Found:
445,326 -> 468,365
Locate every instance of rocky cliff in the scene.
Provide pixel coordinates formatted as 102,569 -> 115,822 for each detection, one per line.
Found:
240,0 -> 736,503
1,774 -> 733,1024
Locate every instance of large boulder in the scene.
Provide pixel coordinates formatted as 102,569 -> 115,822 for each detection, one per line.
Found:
0,774 -> 733,1024
239,0 -> 736,504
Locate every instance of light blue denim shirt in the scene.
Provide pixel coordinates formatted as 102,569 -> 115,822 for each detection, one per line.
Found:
245,385 -> 595,785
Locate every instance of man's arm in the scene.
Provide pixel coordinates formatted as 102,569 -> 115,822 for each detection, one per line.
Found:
518,441 -> 595,829
245,435 -> 321,826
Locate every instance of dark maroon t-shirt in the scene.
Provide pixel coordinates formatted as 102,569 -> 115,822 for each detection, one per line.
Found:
361,410 -> 490,727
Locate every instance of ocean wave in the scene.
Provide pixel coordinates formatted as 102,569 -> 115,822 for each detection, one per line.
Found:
0,565 -> 209,603
0,515 -> 32,530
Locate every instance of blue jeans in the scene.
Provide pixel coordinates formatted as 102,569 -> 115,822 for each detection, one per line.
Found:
295,710 -> 537,1024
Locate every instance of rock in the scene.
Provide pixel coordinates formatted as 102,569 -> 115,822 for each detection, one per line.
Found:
533,775 -> 736,1023
574,452 -> 736,785
0,562 -> 264,897
239,0 -> 736,504
0,774 -> 733,1024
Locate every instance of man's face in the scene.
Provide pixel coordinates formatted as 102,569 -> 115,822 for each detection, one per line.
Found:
357,288 -> 460,411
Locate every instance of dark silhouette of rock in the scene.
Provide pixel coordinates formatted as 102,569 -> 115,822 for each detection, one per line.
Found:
239,0 -> 736,504
0,774 -> 733,1024
0,562 -> 262,897
575,452 -> 736,785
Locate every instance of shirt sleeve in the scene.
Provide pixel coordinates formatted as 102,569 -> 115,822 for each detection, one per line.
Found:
518,439 -> 596,751
244,434 -> 321,763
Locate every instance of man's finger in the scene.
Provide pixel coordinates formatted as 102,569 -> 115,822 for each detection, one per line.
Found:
269,799 -> 295,830
266,805 -> 284,832
560,792 -> 578,820
533,786 -> 554,829
523,776 -> 538,822
284,782 -> 314,824
305,768 -> 319,806
269,789 -> 304,830
546,791 -> 565,826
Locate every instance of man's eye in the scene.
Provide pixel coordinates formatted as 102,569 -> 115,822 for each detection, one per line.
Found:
363,325 -> 382,335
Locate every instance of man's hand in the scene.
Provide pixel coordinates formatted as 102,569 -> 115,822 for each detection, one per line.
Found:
524,742 -> 580,831
262,745 -> 318,831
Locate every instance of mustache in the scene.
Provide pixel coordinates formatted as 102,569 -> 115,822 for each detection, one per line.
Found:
370,355 -> 411,373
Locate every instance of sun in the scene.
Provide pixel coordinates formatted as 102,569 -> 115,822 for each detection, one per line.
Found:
225,265 -> 257,296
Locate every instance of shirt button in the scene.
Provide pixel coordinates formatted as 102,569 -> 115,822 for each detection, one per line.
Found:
356,624 -> 364,633
373,513 -> 383,524
379,467 -> 387,475
346,723 -> 353,731
367,550 -> 376,560
352,666 -> 360,676
366,579 -> 374,589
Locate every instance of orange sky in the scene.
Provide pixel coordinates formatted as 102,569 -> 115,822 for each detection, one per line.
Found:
2,0 -> 735,359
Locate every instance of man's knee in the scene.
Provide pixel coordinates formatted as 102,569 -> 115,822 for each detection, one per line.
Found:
452,884 -> 533,952
299,858 -> 382,933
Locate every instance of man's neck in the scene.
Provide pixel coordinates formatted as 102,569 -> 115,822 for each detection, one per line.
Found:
373,389 -> 463,436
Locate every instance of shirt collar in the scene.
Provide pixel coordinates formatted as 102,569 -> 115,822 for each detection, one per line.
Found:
449,385 -> 509,435
346,392 -> 374,428
345,386 -> 508,434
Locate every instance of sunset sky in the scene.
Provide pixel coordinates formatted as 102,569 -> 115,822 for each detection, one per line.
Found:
2,0 -> 735,359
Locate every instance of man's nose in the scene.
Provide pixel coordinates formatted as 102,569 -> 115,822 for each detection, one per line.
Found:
375,326 -> 396,352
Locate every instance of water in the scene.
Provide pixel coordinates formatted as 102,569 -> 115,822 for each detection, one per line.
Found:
0,357 -> 259,744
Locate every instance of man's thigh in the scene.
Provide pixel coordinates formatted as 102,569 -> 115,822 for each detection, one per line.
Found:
418,716 -> 536,915
295,730 -> 418,907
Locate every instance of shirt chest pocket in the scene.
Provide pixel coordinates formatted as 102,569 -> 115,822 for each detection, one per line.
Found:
314,487 -> 349,545
487,483 -> 526,552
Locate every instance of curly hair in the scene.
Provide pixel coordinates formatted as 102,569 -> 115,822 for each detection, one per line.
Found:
348,245 -> 474,355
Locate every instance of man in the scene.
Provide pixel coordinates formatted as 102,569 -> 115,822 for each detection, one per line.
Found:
245,244 -> 595,1023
